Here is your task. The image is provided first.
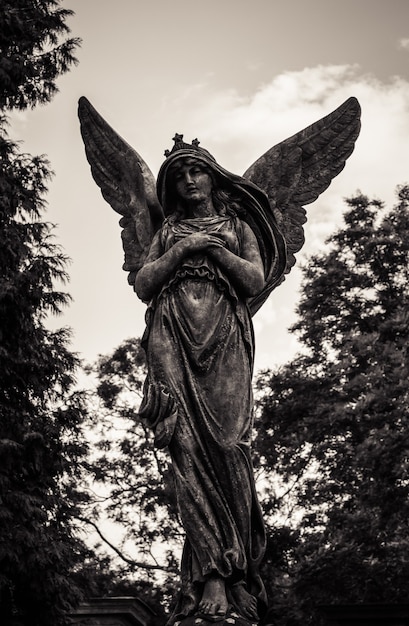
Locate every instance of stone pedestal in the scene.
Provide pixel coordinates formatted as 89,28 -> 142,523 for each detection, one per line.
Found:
70,597 -> 156,626
320,604 -> 409,626
174,609 -> 258,625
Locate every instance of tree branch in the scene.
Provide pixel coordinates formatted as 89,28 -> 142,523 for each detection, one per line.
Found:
78,516 -> 178,574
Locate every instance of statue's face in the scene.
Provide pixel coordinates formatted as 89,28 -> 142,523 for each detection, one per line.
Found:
172,158 -> 213,205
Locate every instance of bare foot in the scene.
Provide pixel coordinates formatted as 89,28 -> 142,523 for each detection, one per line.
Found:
197,575 -> 228,621
230,582 -> 258,620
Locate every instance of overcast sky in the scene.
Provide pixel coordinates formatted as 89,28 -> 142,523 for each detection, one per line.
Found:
10,0 -> 409,372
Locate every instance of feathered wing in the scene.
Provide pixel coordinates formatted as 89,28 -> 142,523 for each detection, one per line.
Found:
78,97 -> 164,287
244,96 -> 361,312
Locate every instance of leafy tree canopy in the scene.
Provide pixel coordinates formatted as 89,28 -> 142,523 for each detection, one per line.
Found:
255,185 -> 409,625
83,339 -> 180,607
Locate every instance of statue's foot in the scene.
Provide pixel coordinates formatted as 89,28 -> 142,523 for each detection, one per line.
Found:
230,582 -> 258,620
197,576 -> 228,622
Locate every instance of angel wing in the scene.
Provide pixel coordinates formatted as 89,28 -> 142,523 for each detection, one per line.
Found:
244,96 -> 361,314
78,97 -> 164,287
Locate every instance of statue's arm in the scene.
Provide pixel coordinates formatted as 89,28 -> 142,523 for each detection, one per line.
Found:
135,223 -> 264,302
208,222 -> 264,298
135,231 -> 172,301
134,229 -> 226,301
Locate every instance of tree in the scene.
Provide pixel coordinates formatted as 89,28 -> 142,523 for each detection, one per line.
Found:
255,186 -> 409,625
83,338 -> 181,610
0,0 -> 80,110
0,2 -> 92,624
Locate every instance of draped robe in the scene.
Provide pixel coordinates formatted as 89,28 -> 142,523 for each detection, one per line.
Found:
139,214 -> 267,622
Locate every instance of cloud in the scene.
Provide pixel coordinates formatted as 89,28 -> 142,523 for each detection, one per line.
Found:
168,64 -> 409,368
399,38 -> 409,51
119,64 -> 409,204
177,64 -> 409,204
167,64 -> 409,256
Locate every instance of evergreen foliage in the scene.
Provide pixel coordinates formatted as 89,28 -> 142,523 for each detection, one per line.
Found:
0,0 -> 80,110
0,133 -> 91,625
0,2 -> 91,624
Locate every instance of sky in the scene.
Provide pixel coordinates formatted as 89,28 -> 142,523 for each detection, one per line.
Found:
10,0 -> 409,373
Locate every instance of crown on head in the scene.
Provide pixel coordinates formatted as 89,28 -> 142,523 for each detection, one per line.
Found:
164,133 -> 201,157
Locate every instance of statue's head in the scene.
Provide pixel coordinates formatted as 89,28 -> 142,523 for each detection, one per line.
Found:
157,134 -> 223,217
157,135 -> 254,222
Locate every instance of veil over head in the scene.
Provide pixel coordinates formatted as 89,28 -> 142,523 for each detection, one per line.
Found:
157,136 -> 288,315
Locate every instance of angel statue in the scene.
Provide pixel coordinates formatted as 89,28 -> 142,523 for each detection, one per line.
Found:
78,96 -> 361,626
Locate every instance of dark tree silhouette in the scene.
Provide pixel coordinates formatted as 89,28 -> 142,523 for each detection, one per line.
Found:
0,3 -> 94,624
255,185 -> 409,625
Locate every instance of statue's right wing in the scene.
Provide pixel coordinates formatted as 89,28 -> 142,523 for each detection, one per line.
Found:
78,97 -> 164,286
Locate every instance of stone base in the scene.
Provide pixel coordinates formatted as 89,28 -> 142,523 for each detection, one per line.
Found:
174,608 -> 258,626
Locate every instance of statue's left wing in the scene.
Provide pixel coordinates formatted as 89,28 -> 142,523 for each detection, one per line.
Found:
78,97 -> 164,287
244,97 -> 361,313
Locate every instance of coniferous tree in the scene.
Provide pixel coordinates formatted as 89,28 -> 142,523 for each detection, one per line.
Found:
255,186 -> 409,626
0,0 -> 80,110
0,2 -> 92,624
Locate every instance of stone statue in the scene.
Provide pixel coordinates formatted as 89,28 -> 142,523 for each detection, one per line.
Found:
78,97 -> 361,625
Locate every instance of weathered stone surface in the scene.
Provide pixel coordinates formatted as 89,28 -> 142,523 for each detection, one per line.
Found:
174,607 -> 258,626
